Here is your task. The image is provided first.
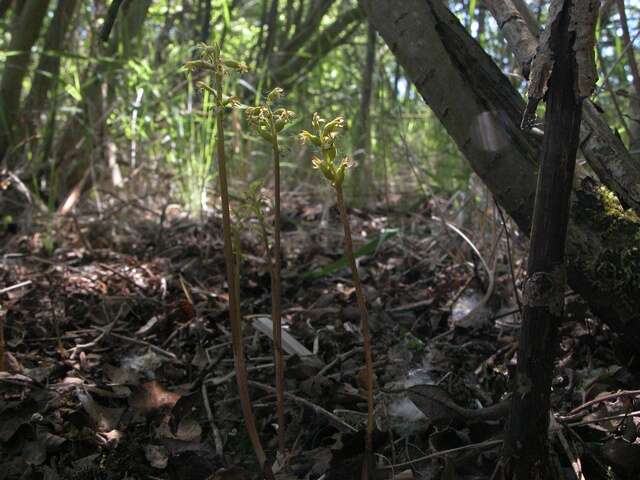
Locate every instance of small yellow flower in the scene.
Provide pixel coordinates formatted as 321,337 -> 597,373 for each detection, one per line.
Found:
301,112 -> 352,188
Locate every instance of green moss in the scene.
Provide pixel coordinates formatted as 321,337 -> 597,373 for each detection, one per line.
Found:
572,180 -> 640,303
596,185 -> 640,224
574,182 -> 640,234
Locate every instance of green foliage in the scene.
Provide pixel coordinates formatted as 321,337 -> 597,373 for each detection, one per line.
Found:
2,0 -> 638,211
304,228 -> 398,278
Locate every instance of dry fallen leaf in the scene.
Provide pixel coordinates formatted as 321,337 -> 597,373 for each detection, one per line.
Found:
128,380 -> 180,415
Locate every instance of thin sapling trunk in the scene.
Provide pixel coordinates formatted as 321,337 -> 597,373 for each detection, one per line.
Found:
505,1 -> 600,478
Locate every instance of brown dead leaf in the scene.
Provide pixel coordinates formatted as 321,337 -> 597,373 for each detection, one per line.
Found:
77,389 -> 125,431
128,380 -> 180,415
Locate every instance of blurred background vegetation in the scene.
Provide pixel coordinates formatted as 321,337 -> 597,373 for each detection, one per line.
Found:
0,0 -> 638,220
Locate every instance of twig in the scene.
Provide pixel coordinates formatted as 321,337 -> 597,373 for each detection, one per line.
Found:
564,409 -> 640,427
206,362 -> 275,386
495,200 -> 523,314
318,347 -> 363,376
380,439 -> 503,470
438,218 -> 500,327
565,389 -> 640,417
99,0 -> 125,42
98,263 -> 149,297
248,380 -> 357,433
388,298 -> 434,313
68,320 -> 116,360
106,330 -> 182,363
431,328 -> 455,342
555,429 -> 585,480
0,280 -> 32,295
202,382 -> 224,458
595,27 -> 640,97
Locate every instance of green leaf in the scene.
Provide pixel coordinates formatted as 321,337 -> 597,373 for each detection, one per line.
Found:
303,229 -> 399,278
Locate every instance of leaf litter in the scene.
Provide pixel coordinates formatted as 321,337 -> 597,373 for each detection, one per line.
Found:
1,187 -> 639,479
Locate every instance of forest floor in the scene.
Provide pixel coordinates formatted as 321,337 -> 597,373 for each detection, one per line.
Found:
1,189 -> 638,480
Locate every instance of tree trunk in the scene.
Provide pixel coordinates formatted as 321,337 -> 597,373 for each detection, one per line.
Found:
358,0 -> 640,354
0,0 -> 51,164
49,0 -> 152,201
485,0 -> 640,213
257,0 -> 279,68
198,0 -> 212,43
21,0 -> 78,162
615,0 -> 640,152
268,2 -> 365,88
100,0 -> 125,43
0,0 -> 12,20
505,1 -> 597,476
352,22 -> 376,203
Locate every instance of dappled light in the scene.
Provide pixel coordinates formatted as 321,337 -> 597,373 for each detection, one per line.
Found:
2,1 -> 640,479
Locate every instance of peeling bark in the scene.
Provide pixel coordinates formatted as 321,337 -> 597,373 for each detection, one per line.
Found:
486,0 -> 640,212
358,0 -> 640,352
506,1 -> 599,476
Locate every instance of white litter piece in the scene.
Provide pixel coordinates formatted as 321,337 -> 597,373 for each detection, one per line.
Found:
251,315 -> 314,357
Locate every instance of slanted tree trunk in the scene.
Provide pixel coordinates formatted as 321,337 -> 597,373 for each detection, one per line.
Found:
268,3 -> 365,88
100,0 -> 125,43
0,0 -> 51,164
358,0 -> 640,354
485,0 -> 640,213
505,1 -> 599,477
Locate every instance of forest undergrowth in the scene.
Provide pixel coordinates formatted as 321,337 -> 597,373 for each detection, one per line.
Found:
1,183 -> 636,480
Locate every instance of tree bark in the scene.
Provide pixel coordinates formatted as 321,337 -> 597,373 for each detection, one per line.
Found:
485,0 -> 640,213
505,1 -> 598,476
358,0 -> 640,353
0,0 -> 51,163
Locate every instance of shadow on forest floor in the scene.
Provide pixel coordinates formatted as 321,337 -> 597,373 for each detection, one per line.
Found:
1,191 -> 638,480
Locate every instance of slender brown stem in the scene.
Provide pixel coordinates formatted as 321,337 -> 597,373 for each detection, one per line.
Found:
335,184 -> 374,478
214,72 -> 270,475
271,138 -> 286,454
0,312 -> 5,372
